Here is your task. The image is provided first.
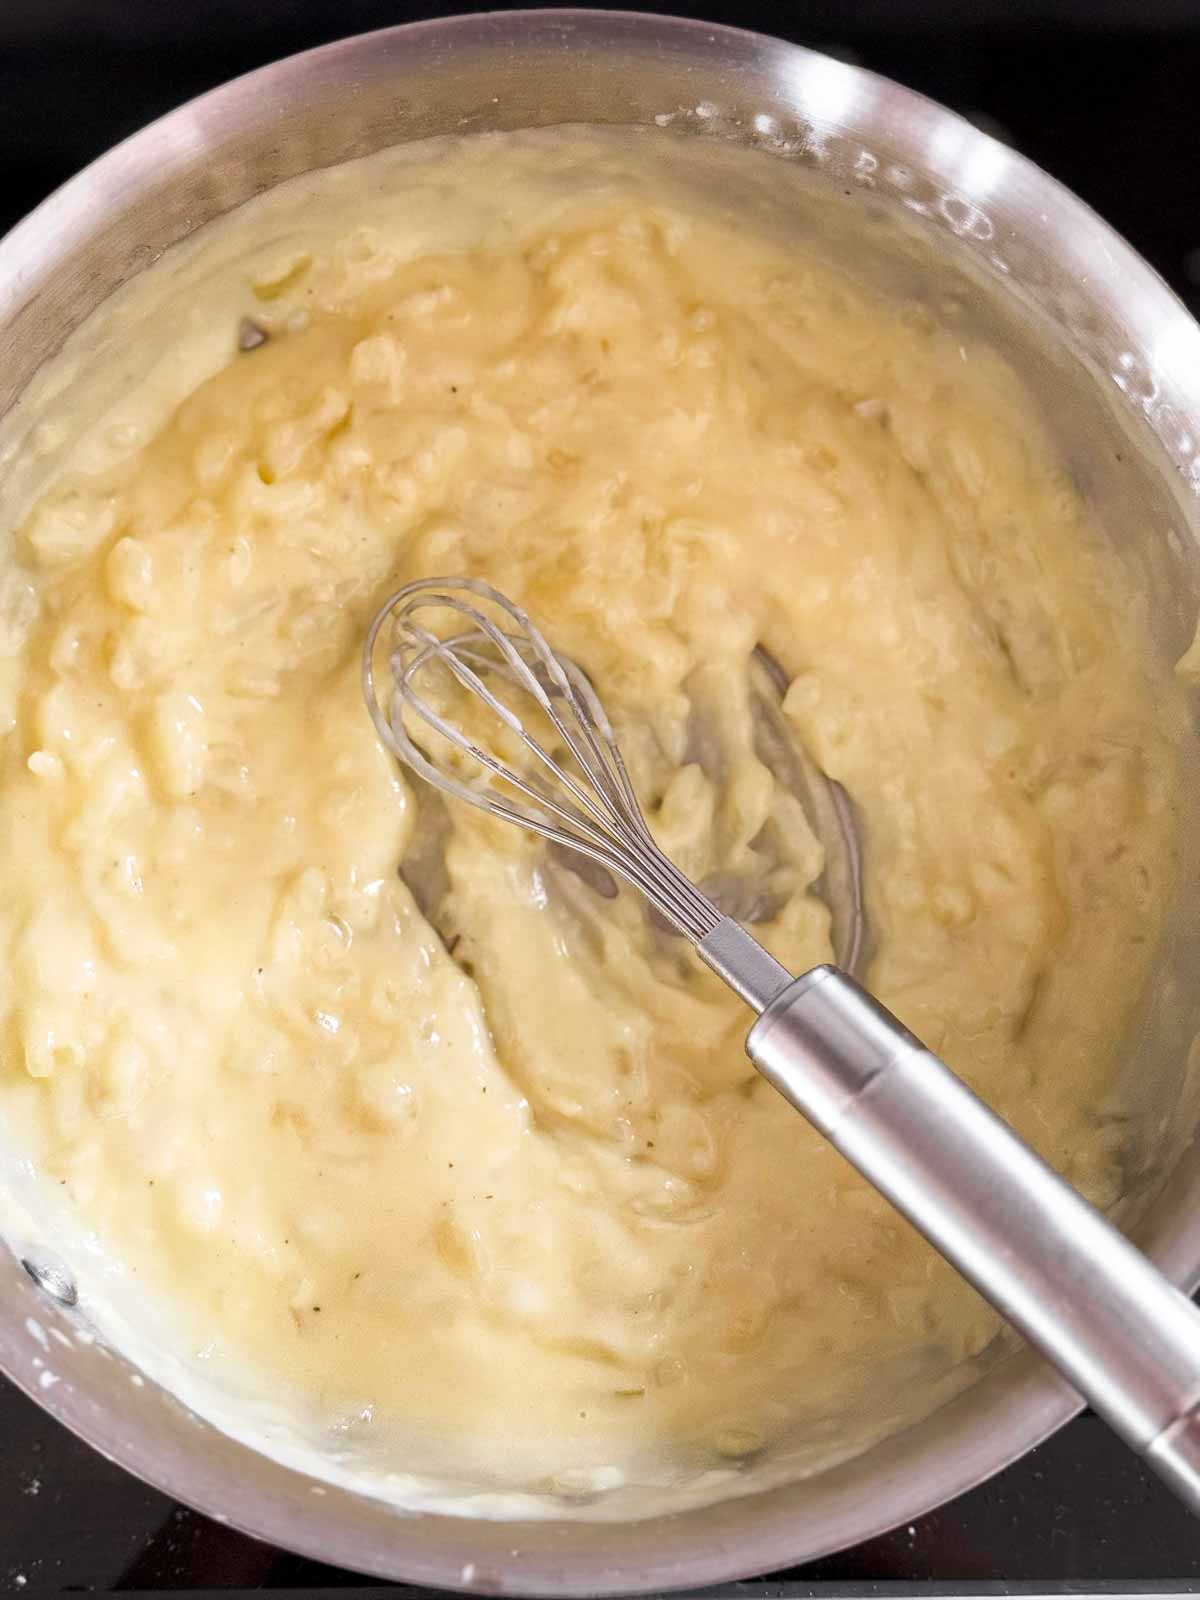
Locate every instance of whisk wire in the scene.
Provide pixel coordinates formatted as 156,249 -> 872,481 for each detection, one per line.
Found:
431,589 -> 642,834
397,638 -> 668,905
398,627 -> 609,831
397,596 -> 625,832
362,577 -> 723,942
446,585 -> 649,839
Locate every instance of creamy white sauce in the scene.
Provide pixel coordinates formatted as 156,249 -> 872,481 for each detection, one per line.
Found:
0,126 -> 1185,1518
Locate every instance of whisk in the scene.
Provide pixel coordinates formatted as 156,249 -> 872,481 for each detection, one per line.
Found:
364,575 -> 1200,1515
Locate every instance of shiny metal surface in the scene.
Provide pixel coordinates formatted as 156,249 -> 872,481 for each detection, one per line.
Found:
2,9 -> 1200,1594
749,968 -> 1200,1515
698,917 -> 794,1013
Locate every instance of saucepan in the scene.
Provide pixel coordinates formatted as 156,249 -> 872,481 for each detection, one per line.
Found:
2,10 -> 1200,1593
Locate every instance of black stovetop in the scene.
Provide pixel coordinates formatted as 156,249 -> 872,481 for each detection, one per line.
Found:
3,2 -> 1200,1592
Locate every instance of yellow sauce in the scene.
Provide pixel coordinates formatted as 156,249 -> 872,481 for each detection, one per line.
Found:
0,127 -> 1183,1504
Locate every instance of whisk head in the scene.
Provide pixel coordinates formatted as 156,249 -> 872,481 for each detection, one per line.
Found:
362,577 -> 722,944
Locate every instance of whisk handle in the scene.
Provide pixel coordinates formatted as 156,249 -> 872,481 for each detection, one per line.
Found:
746,963 -> 1200,1517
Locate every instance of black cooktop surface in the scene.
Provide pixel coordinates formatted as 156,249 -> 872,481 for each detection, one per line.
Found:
2,2 -> 1200,1593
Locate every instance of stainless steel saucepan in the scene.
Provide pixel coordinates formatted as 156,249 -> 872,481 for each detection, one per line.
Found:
2,11 -> 1200,1593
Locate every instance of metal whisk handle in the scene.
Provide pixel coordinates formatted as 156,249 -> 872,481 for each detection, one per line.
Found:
747,963 -> 1200,1514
